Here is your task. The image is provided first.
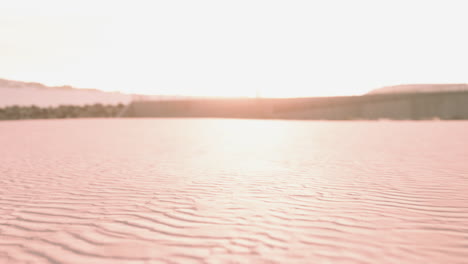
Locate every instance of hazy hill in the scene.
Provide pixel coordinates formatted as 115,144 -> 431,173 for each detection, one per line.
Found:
0,78 -> 133,107
368,84 -> 468,95
0,78 -> 248,108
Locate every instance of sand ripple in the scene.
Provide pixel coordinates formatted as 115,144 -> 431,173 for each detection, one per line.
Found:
1,119 -> 467,263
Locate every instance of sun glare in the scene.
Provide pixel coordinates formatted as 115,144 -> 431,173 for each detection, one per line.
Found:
1,0 -> 468,97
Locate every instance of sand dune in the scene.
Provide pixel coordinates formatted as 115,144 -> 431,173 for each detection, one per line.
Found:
0,119 -> 467,263
369,84 -> 468,94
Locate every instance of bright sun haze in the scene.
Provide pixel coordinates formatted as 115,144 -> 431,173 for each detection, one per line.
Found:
1,0 -> 467,97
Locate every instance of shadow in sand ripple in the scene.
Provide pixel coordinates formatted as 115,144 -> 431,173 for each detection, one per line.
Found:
0,119 -> 468,263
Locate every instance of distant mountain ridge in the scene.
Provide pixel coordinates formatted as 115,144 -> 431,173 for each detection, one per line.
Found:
0,78 -> 133,107
0,78 -> 100,92
368,84 -> 468,95
0,78 -> 200,107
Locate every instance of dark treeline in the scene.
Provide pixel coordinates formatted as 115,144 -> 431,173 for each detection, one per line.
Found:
0,103 -> 126,120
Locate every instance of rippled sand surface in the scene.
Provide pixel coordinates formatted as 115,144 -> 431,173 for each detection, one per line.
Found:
1,119 -> 467,264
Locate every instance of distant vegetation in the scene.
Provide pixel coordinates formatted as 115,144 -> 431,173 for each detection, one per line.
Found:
0,104 -> 126,120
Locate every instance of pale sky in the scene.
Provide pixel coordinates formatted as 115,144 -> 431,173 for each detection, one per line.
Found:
1,0 -> 467,97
